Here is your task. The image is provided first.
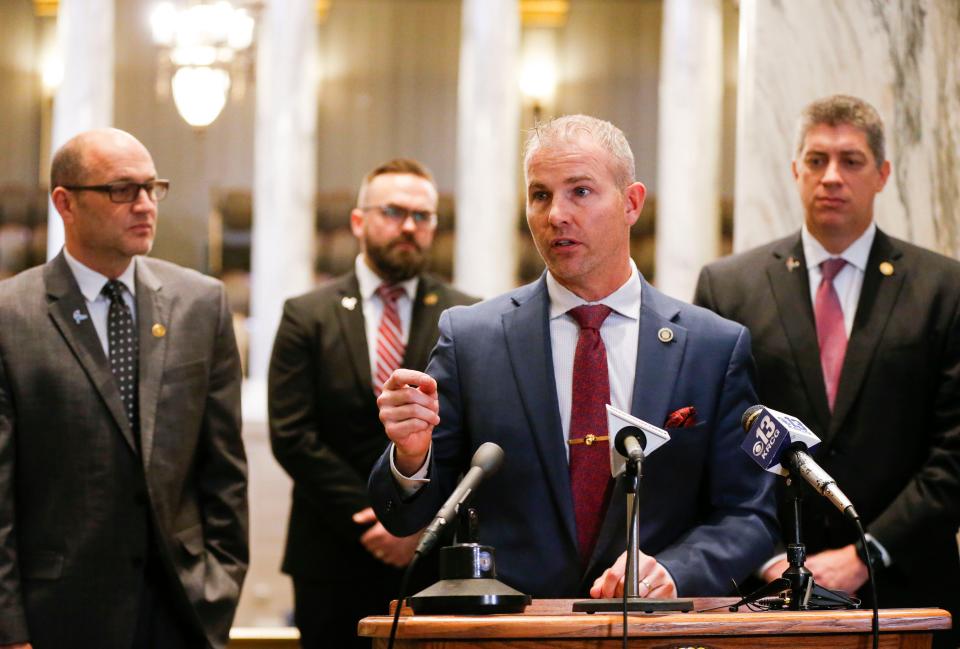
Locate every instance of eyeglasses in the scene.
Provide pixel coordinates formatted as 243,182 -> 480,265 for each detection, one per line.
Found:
61,180 -> 170,203
360,204 -> 437,228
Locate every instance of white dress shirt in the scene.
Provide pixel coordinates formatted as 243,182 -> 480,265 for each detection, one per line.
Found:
355,254 -> 419,381
801,222 -> 876,337
547,262 -> 641,457
63,248 -> 137,356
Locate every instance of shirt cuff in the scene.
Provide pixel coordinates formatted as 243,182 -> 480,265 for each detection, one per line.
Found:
757,552 -> 787,579
389,443 -> 432,497
865,533 -> 893,568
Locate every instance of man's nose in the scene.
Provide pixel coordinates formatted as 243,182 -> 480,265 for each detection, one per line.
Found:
822,159 -> 843,184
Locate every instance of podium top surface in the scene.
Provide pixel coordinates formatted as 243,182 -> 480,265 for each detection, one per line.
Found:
358,598 -> 952,639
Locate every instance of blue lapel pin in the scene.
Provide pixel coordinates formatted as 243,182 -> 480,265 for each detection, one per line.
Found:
72,309 -> 88,325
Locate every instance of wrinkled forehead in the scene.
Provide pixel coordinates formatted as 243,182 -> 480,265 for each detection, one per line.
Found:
799,123 -> 873,157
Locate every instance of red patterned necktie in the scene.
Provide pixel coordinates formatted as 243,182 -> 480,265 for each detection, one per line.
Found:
373,284 -> 406,396
568,304 -> 614,567
814,258 -> 847,411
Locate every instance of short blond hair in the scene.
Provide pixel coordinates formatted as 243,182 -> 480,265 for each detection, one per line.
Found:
523,114 -> 636,188
796,95 -> 886,167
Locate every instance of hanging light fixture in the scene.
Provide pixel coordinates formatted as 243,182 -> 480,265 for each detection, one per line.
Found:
150,1 -> 257,128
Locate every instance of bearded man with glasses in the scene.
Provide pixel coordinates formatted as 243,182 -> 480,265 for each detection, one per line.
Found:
0,128 -> 248,649
268,158 -> 476,648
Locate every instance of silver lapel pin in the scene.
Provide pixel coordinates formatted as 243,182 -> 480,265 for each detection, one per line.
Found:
72,309 -> 89,325
341,296 -> 358,311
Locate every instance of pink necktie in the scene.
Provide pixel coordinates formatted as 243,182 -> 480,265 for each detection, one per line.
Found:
568,305 -> 614,567
815,258 -> 847,411
373,284 -> 406,396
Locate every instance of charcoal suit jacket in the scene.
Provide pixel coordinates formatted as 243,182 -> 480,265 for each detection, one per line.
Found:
0,253 -> 248,648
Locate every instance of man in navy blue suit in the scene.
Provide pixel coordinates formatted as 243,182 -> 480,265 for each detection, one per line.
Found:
370,115 -> 777,598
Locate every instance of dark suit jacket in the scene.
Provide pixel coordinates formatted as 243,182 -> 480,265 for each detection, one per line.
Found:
369,274 -> 778,597
694,229 -> 960,623
0,253 -> 249,649
268,271 -> 476,582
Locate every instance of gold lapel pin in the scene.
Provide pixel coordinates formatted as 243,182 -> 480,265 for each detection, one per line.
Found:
423,292 -> 439,306
341,296 -> 357,311
152,323 -> 166,338
879,261 -> 894,276
657,327 -> 674,343
786,256 -> 801,272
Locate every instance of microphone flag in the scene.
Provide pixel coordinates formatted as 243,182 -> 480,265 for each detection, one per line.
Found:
605,404 -> 670,477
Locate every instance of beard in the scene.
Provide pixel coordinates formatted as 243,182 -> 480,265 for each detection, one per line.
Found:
365,233 -> 429,282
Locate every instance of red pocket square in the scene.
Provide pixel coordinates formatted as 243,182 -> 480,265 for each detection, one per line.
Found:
664,406 -> 697,429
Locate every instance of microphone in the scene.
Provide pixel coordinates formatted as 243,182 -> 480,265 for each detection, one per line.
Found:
741,405 -> 859,521
415,442 -> 504,555
614,426 -> 646,464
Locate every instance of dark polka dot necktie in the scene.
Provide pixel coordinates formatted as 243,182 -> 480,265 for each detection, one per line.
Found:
567,304 -> 614,567
103,280 -> 139,430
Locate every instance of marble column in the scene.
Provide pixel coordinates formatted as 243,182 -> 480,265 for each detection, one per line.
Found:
453,0 -> 521,298
46,0 -> 114,258
248,0 -> 318,384
654,0 -> 723,301
734,0 -> 960,259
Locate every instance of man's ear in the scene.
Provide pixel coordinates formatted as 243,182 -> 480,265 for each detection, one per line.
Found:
51,187 -> 75,226
349,208 -> 365,240
624,181 -> 646,227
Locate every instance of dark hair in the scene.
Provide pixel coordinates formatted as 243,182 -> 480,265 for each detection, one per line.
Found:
796,95 -> 885,167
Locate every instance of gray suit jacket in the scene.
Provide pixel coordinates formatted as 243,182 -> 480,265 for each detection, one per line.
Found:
0,253 -> 248,648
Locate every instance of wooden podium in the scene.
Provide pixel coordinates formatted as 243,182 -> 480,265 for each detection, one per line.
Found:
359,598 -> 951,648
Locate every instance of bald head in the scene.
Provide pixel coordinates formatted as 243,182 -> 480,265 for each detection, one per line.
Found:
50,128 -> 152,190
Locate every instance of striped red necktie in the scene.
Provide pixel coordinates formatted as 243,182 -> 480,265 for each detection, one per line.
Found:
373,284 -> 407,395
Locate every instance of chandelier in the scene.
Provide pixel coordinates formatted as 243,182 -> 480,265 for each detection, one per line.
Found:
150,1 -> 257,128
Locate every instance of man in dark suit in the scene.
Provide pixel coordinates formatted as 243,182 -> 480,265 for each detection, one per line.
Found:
372,115 -> 778,599
695,95 -> 960,647
268,158 -> 476,648
0,128 -> 248,649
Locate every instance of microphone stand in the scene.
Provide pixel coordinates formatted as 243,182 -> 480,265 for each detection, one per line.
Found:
730,480 -> 858,611
573,451 -> 693,614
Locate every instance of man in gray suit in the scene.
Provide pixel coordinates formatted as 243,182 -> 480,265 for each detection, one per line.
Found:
0,128 -> 249,649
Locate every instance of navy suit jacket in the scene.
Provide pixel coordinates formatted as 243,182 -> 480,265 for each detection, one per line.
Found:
370,274 -> 777,597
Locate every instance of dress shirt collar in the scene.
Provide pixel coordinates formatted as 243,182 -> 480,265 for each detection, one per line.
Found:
801,221 -> 876,273
546,260 -> 641,321
354,254 -> 419,301
63,247 -> 137,301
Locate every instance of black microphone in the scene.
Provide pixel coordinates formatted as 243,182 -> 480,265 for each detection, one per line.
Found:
740,405 -> 859,521
415,442 -> 504,555
614,425 -> 647,464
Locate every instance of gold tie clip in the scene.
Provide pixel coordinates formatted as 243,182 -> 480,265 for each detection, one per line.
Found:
568,434 -> 609,446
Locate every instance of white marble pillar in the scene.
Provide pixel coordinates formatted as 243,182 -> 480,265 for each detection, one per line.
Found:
654,0 -> 723,301
248,0 -> 318,385
46,0 -> 114,258
734,0 -> 960,259
453,0 -> 521,298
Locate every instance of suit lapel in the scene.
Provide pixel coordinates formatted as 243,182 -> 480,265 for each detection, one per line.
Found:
587,278 -> 687,576
766,236 -> 832,430
501,278 -> 577,549
404,275 -> 444,371
135,259 -> 170,468
44,254 -> 138,453
828,231 -> 904,439
332,273 -> 373,391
